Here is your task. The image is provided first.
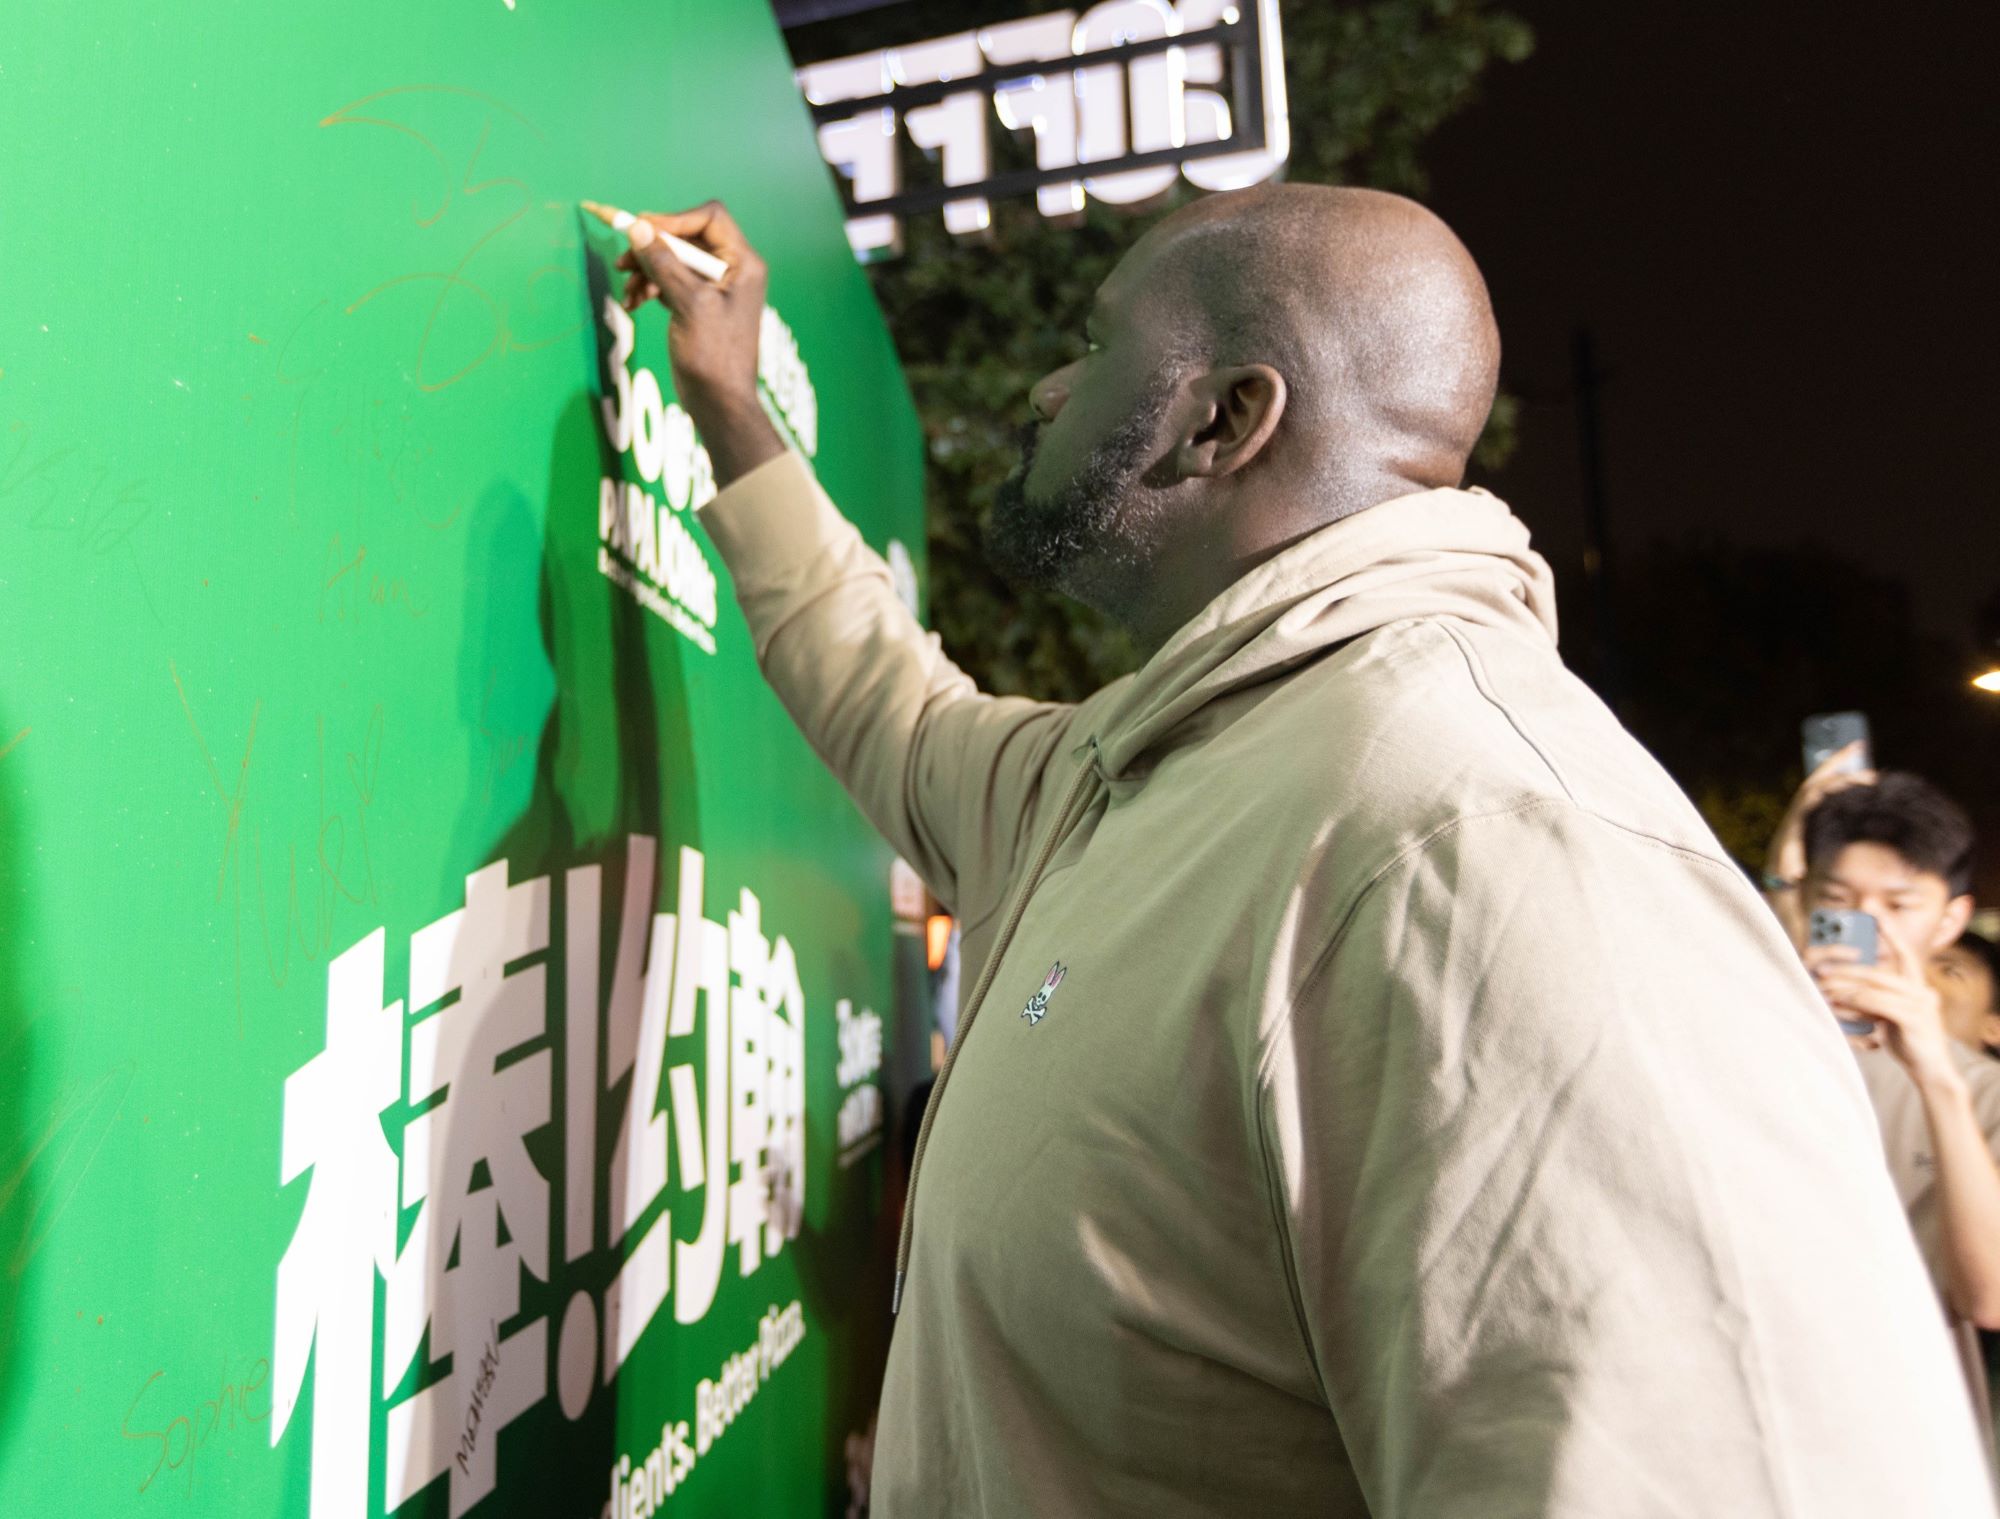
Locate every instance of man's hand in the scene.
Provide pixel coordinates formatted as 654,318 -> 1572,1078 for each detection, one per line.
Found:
615,200 -> 785,487
1809,913 -> 1958,1089
1766,742 -> 1878,890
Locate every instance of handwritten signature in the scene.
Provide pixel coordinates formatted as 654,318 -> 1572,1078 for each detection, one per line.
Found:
0,419 -> 151,553
120,1355 -> 271,1498
320,532 -> 430,624
318,85 -> 584,393
168,665 -> 385,1032
454,1322 -> 503,1477
0,1054 -> 136,1275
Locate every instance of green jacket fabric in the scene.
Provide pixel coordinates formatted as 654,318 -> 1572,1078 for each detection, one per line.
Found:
701,450 -> 1995,1518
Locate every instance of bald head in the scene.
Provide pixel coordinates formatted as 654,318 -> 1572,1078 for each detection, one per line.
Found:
1137,184 -> 1500,488
992,184 -> 1503,646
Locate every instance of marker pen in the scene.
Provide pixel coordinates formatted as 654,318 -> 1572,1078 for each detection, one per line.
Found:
581,200 -> 729,283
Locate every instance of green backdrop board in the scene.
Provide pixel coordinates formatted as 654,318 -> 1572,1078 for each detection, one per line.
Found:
0,3 -> 925,1515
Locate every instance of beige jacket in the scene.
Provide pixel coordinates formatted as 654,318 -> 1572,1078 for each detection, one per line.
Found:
701,451 -> 1995,1518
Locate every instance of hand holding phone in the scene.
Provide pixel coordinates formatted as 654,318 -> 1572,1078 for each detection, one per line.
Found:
1802,712 -> 1872,777
1767,720 -> 1880,898
1809,910 -> 1960,1080
1809,908 -> 1880,1037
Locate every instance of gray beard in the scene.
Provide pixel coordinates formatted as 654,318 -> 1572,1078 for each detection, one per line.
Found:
983,390 -> 1170,594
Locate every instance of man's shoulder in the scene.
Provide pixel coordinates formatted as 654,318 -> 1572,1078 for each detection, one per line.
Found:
1274,615 -> 1723,867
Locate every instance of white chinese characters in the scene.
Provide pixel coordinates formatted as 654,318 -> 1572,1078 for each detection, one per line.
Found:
271,838 -> 819,1519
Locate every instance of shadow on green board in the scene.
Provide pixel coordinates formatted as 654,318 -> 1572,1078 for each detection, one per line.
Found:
0,711 -> 134,1485
451,266 -> 702,889
0,698 -> 30,1471
441,478 -> 560,887
381,377 -> 707,1515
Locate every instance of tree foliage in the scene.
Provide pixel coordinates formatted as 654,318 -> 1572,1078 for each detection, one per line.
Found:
791,0 -> 1533,701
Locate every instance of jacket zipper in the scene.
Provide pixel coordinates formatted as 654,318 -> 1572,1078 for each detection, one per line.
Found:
892,738 -> 1103,1314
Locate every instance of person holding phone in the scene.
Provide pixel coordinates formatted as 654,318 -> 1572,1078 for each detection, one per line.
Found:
1775,766 -> 2000,1439
1763,732 -> 1879,943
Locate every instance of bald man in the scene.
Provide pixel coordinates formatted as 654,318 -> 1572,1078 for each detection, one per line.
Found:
616,189 -> 1996,1517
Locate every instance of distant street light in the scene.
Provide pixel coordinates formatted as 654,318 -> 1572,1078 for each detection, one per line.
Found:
1975,668 -> 2000,694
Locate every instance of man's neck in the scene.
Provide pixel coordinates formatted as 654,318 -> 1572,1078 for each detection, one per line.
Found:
1118,463 -> 1434,657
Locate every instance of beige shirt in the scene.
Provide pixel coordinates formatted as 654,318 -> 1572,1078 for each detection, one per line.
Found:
1853,1041 -> 2000,1435
702,451 -> 1997,1517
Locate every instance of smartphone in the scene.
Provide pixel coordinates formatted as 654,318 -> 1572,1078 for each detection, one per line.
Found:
1802,711 -> 1872,776
1809,907 -> 1879,1036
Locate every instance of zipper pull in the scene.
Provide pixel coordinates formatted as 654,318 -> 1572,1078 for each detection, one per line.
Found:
892,1269 -> 906,1316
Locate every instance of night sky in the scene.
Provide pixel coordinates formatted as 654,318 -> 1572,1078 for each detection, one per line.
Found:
1418,0 -> 1999,647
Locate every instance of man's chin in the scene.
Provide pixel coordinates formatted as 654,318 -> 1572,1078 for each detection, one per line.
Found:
983,460 -> 1119,595
981,500 -> 1064,591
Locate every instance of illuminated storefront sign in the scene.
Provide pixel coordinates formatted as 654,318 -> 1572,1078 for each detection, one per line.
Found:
796,0 -> 1289,258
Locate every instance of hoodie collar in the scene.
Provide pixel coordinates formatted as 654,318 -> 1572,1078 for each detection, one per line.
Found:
1081,486 -> 1558,779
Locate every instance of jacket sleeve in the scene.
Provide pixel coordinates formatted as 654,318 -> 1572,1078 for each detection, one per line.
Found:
698,449 -> 1075,923
1258,800 -> 1995,1518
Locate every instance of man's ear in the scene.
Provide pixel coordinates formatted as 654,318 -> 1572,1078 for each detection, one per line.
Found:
1936,894 -> 1977,951
1174,365 -> 1286,479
